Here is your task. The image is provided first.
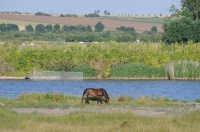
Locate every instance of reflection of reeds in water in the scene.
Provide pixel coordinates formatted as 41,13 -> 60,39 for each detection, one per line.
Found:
165,60 -> 200,79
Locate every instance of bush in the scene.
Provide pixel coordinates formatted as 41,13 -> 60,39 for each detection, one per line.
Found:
118,95 -> 133,102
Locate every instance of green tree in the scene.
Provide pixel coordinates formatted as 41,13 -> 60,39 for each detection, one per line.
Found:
77,25 -> 87,32
62,25 -> 69,31
25,24 -> 34,32
35,24 -> 46,33
94,10 -> 100,15
6,24 -> 19,31
151,26 -> 157,32
163,17 -> 192,43
104,10 -> 110,15
0,23 -> 7,32
170,0 -> 200,20
69,26 -> 77,31
53,24 -> 60,31
46,24 -> 53,32
87,25 -> 93,32
190,20 -> 200,42
94,22 -> 104,32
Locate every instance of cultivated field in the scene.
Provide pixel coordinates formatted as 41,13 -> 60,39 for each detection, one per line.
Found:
0,14 -> 164,32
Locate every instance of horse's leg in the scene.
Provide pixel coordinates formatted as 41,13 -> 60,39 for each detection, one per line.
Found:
85,96 -> 88,104
97,96 -> 103,104
86,96 -> 90,104
97,98 -> 100,104
87,98 -> 90,104
100,98 -> 103,104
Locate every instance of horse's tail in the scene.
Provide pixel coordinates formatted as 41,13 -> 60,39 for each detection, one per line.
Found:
81,88 -> 87,106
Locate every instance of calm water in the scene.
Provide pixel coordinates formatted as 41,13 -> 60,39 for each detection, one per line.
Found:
0,79 -> 200,102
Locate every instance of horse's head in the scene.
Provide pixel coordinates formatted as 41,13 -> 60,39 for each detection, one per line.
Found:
101,88 -> 110,104
98,88 -> 110,104
105,97 -> 110,104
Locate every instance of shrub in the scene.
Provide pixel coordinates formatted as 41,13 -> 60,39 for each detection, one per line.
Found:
118,95 -> 133,102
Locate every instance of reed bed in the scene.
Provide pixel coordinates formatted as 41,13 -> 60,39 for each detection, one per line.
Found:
109,62 -> 168,79
165,60 -> 200,79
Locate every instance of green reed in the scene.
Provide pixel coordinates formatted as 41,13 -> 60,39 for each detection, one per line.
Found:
109,62 -> 168,79
165,60 -> 200,79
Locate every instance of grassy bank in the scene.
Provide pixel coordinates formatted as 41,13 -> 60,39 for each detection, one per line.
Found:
0,93 -> 200,132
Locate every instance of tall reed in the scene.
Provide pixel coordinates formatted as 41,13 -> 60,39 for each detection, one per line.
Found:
109,62 -> 167,79
165,60 -> 200,79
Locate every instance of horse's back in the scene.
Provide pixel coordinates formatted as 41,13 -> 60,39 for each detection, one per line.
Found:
84,88 -> 103,96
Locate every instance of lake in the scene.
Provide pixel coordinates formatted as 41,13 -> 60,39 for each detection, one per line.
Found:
0,79 -> 200,102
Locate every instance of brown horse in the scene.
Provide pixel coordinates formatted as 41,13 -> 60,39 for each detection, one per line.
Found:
81,88 -> 110,105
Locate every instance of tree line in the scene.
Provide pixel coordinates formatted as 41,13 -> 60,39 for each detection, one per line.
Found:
0,22 -> 160,43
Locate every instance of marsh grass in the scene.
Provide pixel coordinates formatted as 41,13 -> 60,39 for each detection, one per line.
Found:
0,93 -> 200,132
1,93 -> 191,109
0,108 -> 199,132
5,93 -> 81,108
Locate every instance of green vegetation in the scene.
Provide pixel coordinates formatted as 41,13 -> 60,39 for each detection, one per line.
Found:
0,42 -> 200,79
0,93 -> 200,132
0,93 -> 184,108
0,109 -> 199,132
163,0 -> 200,43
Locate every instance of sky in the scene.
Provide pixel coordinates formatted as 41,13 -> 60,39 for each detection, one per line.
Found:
0,0 -> 181,16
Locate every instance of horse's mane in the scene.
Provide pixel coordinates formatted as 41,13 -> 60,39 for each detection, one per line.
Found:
100,88 -> 109,99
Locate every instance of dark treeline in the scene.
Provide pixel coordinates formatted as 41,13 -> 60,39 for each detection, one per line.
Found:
85,13 -> 100,17
35,12 -> 52,16
163,17 -> 200,43
60,14 -> 78,17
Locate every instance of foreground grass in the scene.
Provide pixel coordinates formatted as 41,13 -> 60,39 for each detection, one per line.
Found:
0,93 -> 200,132
0,108 -> 199,132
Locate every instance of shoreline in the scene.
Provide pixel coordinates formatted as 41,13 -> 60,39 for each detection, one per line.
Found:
0,76 -> 200,80
0,76 -> 25,79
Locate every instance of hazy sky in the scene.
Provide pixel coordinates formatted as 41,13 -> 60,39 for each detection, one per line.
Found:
0,0 -> 181,15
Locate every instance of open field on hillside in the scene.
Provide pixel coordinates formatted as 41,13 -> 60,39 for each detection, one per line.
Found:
0,19 -> 51,30
95,16 -> 165,24
0,14 -> 164,32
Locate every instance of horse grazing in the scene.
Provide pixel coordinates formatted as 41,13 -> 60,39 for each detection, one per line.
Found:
81,88 -> 110,105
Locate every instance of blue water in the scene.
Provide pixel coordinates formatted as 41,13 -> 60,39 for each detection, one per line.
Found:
0,79 -> 200,102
